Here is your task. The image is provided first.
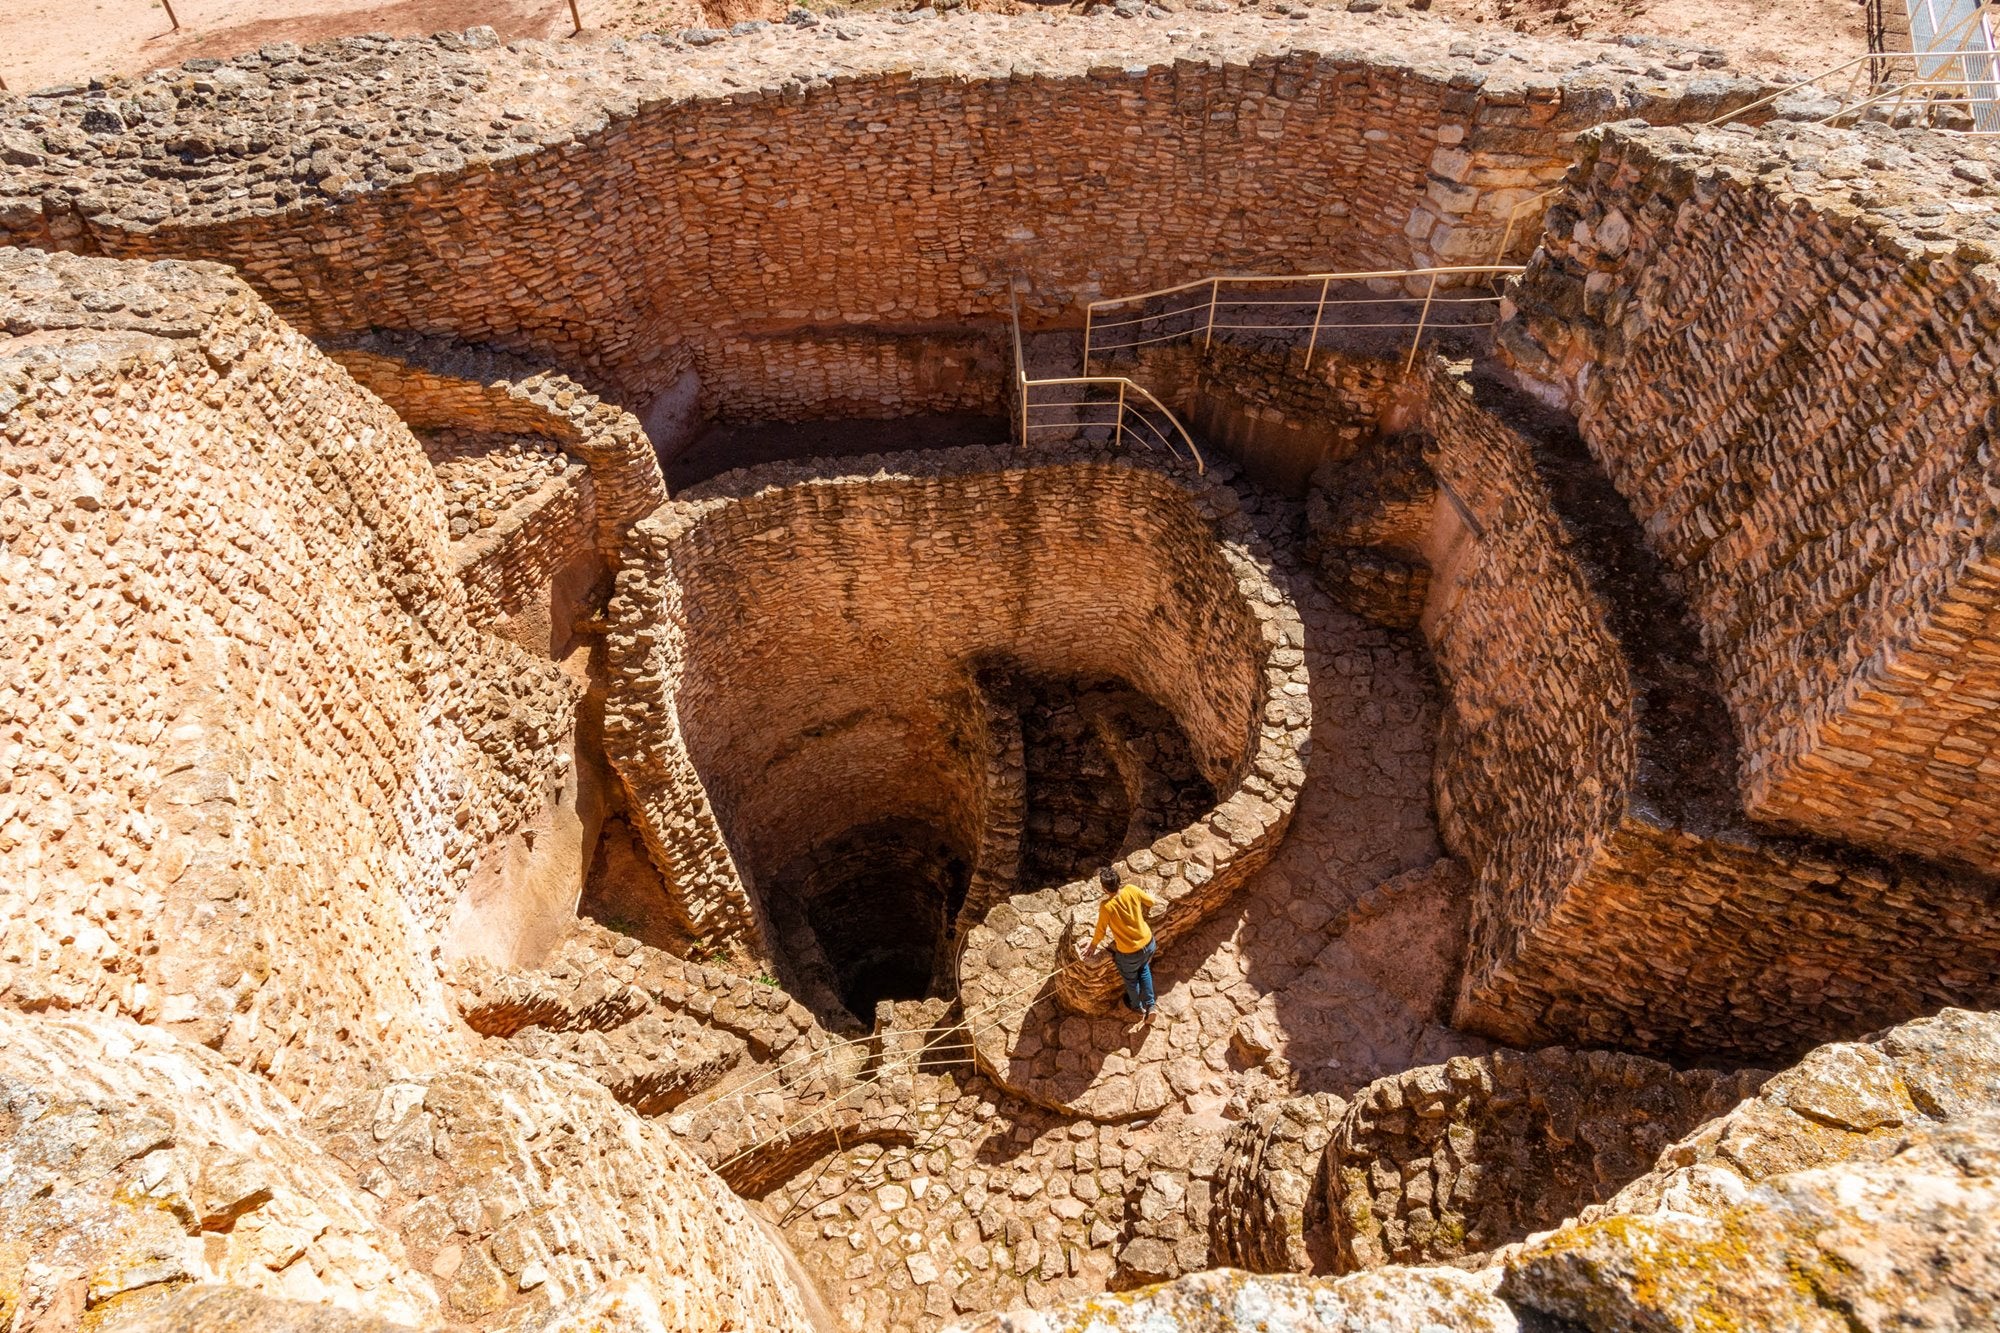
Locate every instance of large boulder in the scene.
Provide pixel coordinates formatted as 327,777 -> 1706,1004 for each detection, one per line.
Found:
0,1008 -> 821,1333
1499,1007 -> 2000,1332
0,1011 -> 436,1332
1501,1111 -> 2000,1332
310,1057 -> 820,1332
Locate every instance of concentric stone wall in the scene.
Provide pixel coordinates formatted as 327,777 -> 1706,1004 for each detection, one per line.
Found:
1503,120 -> 2000,876
0,16 -> 1760,423
1415,361 -> 2000,1061
1135,337 -> 2000,1062
0,249 -> 581,1096
601,445 -> 1276,965
329,334 -> 667,559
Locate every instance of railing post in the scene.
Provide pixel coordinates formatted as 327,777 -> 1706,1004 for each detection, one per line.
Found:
1304,277 -> 1331,372
1495,206 -> 1521,268
1115,380 -> 1127,452
1019,374 -> 1029,449
1404,271 -> 1440,375
1202,278 -> 1220,351
1083,303 -> 1095,378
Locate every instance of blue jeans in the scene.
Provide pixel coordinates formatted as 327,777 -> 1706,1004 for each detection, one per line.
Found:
1112,940 -> 1156,1013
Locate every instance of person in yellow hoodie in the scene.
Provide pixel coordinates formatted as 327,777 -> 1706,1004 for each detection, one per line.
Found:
1083,866 -> 1158,1021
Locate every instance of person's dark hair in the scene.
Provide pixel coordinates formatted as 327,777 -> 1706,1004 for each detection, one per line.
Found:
1098,867 -> 1120,893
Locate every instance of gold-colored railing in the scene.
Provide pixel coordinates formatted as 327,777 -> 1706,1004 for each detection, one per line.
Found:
1079,264 -> 1526,380
1010,291 -> 1205,472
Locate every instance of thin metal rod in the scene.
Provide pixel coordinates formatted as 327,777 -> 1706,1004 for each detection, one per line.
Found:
161,0 -> 180,30
1404,271 -> 1439,375
569,0 -> 583,32
1713,0 -> 2000,129
1087,263 -> 1526,314
1705,50 -> 1882,124
1085,300 -> 1220,332
1304,276 -> 1330,372
1207,318 -> 1474,333
1010,288 -> 1029,449
1493,186 -> 1561,266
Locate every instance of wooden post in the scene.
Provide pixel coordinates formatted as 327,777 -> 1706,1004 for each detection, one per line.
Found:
1114,379 -> 1126,452
161,0 -> 181,31
1202,277 -> 1220,350
569,0 -> 582,32
1082,303 -> 1094,377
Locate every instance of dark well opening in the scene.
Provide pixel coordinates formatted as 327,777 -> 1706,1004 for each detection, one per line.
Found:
1019,678 -> 1217,892
781,818 -> 970,1022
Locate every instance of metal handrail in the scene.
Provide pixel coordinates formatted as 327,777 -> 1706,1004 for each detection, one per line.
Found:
1010,288 -> 1205,472
1493,187 -> 1565,265
1019,374 -> 1205,471
1079,264 -> 1525,379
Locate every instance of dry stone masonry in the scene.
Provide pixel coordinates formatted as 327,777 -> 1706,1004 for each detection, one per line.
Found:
0,13 -> 1761,425
1505,119 -> 2000,878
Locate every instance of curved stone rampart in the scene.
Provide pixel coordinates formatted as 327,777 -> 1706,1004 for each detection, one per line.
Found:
0,16 -> 1759,418
330,332 -> 667,551
1410,356 -> 2000,1063
602,443 -> 1292,987
1503,120 -> 2000,877
1101,331 -> 2000,1064
1327,1046 -> 1765,1270
954,456 -> 1309,1118
0,249 -> 582,1094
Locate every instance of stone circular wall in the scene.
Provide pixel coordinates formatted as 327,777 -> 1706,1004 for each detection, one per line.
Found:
0,17 -> 1757,431
603,443 -> 1300,1036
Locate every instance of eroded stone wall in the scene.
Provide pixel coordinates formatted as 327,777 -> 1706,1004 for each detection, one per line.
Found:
1327,1047 -> 1764,1270
603,446 -> 1271,959
329,334 -> 666,559
1503,120 -> 2000,876
1155,342 -> 2000,1063
0,16 -> 1760,421
0,249 -> 579,1095
1416,360 -> 2000,1062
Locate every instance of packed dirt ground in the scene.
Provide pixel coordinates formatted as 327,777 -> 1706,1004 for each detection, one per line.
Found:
0,0 -> 1870,97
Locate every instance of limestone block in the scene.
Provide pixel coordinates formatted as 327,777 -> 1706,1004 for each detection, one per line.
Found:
0,1010 -> 435,1331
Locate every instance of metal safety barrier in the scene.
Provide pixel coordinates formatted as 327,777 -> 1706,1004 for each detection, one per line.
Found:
1078,264 -> 1526,380
1010,291 -> 1205,472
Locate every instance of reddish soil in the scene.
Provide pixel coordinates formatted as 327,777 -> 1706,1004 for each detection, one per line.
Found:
2,0 -> 1869,101
1429,0 -> 1870,78
2,0 -> 569,94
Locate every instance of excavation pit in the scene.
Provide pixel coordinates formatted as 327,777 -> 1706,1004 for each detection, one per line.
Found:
602,444 -> 1302,1030
769,816 -> 970,1021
